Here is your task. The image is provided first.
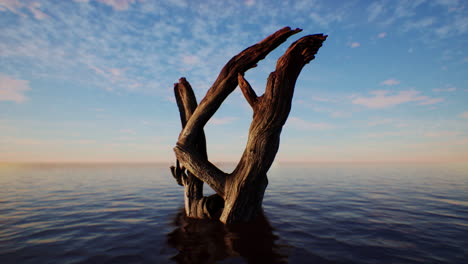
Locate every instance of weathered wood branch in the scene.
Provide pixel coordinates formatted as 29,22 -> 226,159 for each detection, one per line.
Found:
174,78 -> 208,160
177,27 -> 302,147
170,159 -> 184,186
174,27 -> 303,197
174,145 -> 226,198
220,34 -> 327,223
171,27 -> 327,224
237,73 -> 258,108
174,78 -> 197,129
265,34 -> 327,105
172,78 -> 226,218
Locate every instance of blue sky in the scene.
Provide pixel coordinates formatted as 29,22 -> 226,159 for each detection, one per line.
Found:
0,0 -> 467,163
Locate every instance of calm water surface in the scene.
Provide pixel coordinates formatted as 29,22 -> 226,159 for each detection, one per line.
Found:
0,163 -> 467,263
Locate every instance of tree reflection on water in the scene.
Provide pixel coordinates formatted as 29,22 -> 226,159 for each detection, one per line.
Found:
167,209 -> 288,264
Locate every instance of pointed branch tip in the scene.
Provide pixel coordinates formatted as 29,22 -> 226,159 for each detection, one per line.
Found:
238,73 -> 258,108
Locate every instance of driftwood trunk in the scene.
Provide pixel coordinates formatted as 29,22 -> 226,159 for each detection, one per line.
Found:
171,27 -> 326,224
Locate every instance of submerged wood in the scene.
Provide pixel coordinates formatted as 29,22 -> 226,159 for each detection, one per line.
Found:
171,27 -> 327,224
170,78 -> 223,219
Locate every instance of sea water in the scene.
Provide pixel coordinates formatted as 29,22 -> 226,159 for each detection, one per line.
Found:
0,163 -> 466,263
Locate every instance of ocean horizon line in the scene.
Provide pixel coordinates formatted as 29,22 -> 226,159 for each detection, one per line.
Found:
1,160 -> 467,166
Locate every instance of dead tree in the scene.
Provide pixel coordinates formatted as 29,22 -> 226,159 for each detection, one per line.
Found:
170,27 -> 326,224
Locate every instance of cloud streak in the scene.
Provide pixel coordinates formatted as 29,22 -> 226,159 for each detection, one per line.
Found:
210,117 -> 238,125
97,0 -> 137,11
365,0 -> 467,40
73,0 -> 138,11
380,79 -> 400,86
433,87 -> 456,92
378,32 -> 387,38
0,74 -> 31,103
288,117 -> 334,131
350,42 -> 360,48
367,2 -> 384,22
0,0 -> 48,19
352,90 -> 443,109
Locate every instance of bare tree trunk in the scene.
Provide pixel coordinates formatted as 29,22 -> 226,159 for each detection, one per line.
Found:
170,79 -> 223,219
171,27 -> 327,224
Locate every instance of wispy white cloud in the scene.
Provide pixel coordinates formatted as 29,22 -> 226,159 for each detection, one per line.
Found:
310,10 -> 345,27
210,117 -> 238,125
352,90 -> 443,109
288,117 -> 334,131
367,2 -> 384,22
384,0 -> 427,25
165,95 -> 176,103
182,55 -> 200,66
418,98 -> 444,105
377,32 -> 387,38
423,131 -> 460,138
296,99 -> 351,118
27,1 -> 47,19
434,0 -> 459,9
109,68 -> 125,78
330,111 -> 352,118
0,0 -> 48,19
380,79 -> 400,86
0,136 -> 97,147
365,0 -> 466,40
434,11 -> 467,37
88,65 -> 140,90
1,2 -> 174,94
403,17 -> 436,32
0,74 -> 31,103
166,0 -> 188,8
94,0 -> 137,11
433,87 -> 456,92
350,42 -> 360,48
311,96 -> 336,103
366,131 -> 412,138
1,0 -> 429,103
367,118 -> 394,126
245,0 -> 254,7
0,0 -> 21,11
367,118 -> 409,128
119,129 -> 136,134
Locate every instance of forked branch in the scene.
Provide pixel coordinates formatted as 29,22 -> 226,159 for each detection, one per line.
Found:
177,27 -> 302,147
265,34 -> 327,102
172,27 -> 327,223
174,145 -> 226,198
237,73 -> 258,108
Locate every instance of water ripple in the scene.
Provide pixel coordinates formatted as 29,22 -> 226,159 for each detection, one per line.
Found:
0,163 -> 467,263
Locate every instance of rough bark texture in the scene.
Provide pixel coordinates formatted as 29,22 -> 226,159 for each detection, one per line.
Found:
171,27 -> 326,224
170,79 -> 223,219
